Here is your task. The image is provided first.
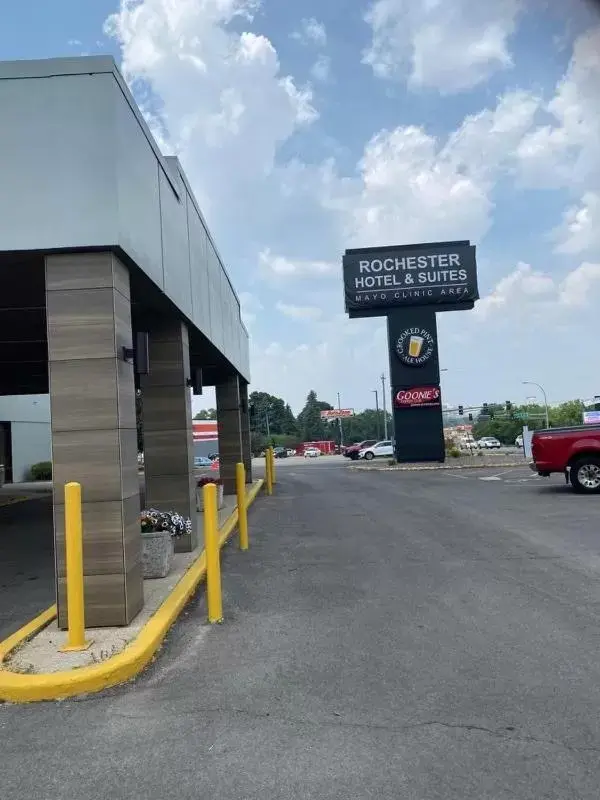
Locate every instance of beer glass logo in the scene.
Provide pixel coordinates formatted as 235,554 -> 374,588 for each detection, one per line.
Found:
395,327 -> 435,366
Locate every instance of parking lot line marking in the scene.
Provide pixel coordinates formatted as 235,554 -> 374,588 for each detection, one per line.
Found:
479,476 -> 502,481
444,472 -> 471,479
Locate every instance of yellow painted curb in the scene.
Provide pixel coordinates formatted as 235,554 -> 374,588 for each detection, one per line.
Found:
0,478 -> 265,703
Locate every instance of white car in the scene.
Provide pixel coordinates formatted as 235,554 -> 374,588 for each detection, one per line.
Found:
304,447 -> 320,458
359,440 -> 395,460
515,435 -> 523,448
477,436 -> 502,449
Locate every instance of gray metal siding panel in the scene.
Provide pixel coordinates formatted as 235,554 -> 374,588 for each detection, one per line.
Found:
159,169 -> 193,318
0,73 -> 117,250
115,92 -> 163,288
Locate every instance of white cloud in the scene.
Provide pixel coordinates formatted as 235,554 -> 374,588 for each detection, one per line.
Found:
517,27 -> 600,189
559,261 -> 600,307
553,192 -> 600,255
276,302 -> 323,321
474,261 -> 600,320
319,89 -> 538,249
105,0 -> 317,230
238,291 -> 263,329
363,0 -> 520,93
310,55 -> 331,82
259,249 -> 337,279
292,17 -> 327,47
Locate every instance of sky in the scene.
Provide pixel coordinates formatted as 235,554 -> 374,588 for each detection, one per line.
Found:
3,0 -> 600,414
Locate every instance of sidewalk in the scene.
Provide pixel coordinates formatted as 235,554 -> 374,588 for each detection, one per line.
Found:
0,479 -> 263,701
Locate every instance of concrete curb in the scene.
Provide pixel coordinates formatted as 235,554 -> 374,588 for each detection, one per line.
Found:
0,478 -> 264,703
349,461 -> 528,472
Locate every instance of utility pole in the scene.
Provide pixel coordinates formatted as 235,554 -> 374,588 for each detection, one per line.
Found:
337,391 -> 344,447
372,389 -> 380,439
381,373 -> 388,439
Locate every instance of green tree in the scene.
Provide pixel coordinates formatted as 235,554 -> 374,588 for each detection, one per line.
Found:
298,390 -> 331,441
249,391 -> 299,438
549,400 -> 586,427
194,408 -> 217,420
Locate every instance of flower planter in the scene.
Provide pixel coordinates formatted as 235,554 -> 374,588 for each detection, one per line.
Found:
196,482 -> 224,512
142,530 -> 174,579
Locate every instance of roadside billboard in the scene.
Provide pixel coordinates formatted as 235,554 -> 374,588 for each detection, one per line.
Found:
583,411 -> 600,424
320,409 -> 354,419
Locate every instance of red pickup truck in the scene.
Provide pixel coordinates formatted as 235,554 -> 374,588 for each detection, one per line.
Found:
531,425 -> 600,493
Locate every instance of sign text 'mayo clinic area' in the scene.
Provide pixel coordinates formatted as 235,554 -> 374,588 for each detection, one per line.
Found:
343,241 -> 478,312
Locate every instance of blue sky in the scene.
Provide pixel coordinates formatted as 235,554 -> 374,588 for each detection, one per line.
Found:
3,0 -> 600,413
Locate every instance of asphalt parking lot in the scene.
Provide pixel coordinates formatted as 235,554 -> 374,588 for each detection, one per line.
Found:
4,455 -> 600,799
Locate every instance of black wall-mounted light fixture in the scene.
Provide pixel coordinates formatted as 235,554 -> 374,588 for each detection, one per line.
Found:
122,332 -> 150,375
187,367 -> 203,395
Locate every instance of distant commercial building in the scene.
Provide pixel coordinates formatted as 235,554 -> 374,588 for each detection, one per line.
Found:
193,421 -> 219,459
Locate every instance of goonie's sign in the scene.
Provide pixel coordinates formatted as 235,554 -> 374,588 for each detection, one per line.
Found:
343,241 -> 478,312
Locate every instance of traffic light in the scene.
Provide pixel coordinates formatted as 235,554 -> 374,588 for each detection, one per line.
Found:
468,413 -> 473,422
458,405 -> 464,415
506,400 -> 512,413
482,402 -> 489,415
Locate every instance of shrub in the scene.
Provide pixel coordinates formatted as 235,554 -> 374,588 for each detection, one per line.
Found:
448,447 -> 461,459
30,461 -> 52,481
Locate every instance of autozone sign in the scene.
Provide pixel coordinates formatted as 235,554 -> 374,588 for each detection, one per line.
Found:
394,386 -> 441,409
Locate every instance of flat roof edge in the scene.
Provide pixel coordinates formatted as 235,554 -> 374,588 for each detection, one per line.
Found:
0,55 -> 119,81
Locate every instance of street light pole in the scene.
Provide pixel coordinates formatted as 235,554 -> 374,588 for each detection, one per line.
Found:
337,391 -> 344,448
522,381 -> 549,428
372,389 -> 380,439
381,373 -> 388,439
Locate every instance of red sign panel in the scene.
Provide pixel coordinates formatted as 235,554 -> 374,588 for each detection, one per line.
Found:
395,386 -> 441,409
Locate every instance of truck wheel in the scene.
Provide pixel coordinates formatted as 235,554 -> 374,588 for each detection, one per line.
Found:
569,457 -> 600,494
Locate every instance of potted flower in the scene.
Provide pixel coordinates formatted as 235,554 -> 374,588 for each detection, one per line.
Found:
196,476 -> 224,511
141,508 -> 193,579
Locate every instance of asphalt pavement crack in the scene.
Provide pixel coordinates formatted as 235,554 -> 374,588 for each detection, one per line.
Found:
106,700 -> 600,754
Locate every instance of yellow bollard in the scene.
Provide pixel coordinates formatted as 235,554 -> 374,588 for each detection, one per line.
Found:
265,448 -> 273,495
203,482 -> 223,623
60,482 -> 93,652
236,462 -> 249,551
270,446 -> 277,485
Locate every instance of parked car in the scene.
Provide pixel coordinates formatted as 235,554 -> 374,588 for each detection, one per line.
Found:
304,447 -> 321,458
515,434 -> 524,448
343,440 -> 377,460
286,448 -> 296,456
530,425 -> 600,493
477,437 -> 502,449
358,440 -> 394,460
273,446 -> 288,459
194,456 -> 212,468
